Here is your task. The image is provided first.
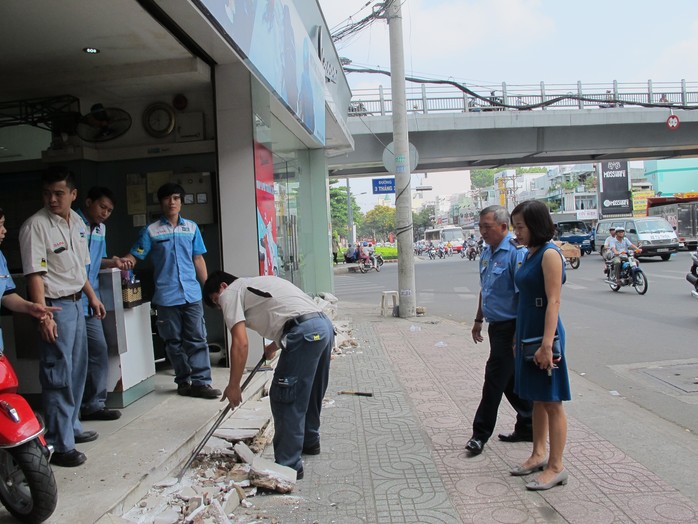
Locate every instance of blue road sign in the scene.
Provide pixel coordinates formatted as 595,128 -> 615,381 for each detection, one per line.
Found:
372,178 -> 395,194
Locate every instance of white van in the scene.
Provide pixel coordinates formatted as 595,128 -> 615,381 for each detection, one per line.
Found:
595,217 -> 679,261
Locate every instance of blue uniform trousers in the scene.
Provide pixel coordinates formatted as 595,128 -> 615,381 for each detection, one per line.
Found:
156,301 -> 212,386
271,315 -> 334,473
40,299 -> 87,453
81,316 -> 109,415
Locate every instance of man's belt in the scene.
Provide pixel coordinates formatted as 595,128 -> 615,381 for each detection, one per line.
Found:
282,312 -> 325,335
50,291 -> 82,302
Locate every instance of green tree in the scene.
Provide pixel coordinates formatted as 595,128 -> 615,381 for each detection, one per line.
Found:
412,206 -> 433,239
359,205 -> 395,242
516,167 -> 548,175
470,169 -> 496,189
413,206 -> 433,230
329,181 -> 363,241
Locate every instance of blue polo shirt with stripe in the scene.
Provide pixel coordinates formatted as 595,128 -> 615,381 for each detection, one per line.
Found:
77,208 -> 108,316
130,215 -> 206,306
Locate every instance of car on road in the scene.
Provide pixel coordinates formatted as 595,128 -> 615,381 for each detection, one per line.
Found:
595,217 -> 679,260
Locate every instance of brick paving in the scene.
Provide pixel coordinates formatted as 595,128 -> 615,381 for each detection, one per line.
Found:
233,301 -> 698,523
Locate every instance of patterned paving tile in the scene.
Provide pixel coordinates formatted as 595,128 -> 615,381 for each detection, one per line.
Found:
231,305 -> 698,523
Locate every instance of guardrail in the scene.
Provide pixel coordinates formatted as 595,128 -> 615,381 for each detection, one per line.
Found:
347,80 -> 698,116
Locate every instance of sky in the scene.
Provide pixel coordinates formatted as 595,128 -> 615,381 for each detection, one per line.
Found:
317,0 -> 698,210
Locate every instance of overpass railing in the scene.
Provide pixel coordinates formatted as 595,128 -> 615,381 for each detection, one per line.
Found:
347,80 -> 698,116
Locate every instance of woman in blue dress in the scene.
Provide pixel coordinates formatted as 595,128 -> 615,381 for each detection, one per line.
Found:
509,200 -> 571,491
0,208 -> 58,347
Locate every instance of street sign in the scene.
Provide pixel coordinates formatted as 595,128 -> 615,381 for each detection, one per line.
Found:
372,178 -> 395,194
666,114 -> 680,130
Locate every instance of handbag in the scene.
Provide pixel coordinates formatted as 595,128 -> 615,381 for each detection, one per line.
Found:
521,335 -> 561,362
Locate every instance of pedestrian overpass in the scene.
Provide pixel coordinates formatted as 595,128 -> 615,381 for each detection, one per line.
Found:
327,80 -> 698,177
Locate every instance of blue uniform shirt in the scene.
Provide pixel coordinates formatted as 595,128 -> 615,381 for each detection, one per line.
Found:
77,209 -> 107,316
0,251 -> 17,352
130,215 -> 207,306
479,233 -> 527,322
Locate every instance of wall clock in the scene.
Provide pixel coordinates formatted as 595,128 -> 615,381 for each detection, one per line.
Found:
142,102 -> 176,138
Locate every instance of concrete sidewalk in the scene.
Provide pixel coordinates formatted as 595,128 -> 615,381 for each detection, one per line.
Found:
232,300 -> 698,523
3,297 -> 696,523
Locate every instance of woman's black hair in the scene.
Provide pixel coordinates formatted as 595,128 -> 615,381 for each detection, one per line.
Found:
511,200 -> 556,247
203,270 -> 238,308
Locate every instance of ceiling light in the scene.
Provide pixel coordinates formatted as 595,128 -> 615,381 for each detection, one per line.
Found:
83,47 -> 100,54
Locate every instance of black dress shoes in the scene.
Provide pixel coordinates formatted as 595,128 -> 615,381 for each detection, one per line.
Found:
302,442 -> 321,455
498,431 -> 533,443
75,430 -> 99,443
50,449 -> 86,467
465,438 -> 484,455
81,408 -> 122,421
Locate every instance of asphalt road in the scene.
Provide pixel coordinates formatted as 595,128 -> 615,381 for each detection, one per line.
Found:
334,250 -> 698,434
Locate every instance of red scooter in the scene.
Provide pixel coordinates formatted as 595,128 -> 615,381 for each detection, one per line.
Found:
0,353 -> 57,522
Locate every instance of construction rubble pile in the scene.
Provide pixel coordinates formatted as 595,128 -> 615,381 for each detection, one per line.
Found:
117,294 -> 358,523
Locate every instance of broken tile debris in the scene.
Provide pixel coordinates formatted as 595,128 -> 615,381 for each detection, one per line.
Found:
117,315 -> 359,523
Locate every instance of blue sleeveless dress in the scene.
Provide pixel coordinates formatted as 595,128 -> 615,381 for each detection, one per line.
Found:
513,243 -> 571,402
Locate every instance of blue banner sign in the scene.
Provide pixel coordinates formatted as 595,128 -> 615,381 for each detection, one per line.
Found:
373,178 -> 395,194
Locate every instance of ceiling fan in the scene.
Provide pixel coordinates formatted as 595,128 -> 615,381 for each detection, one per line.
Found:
76,103 -> 131,142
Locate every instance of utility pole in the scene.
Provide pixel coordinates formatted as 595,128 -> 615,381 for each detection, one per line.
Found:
346,178 -> 355,245
387,0 -> 416,317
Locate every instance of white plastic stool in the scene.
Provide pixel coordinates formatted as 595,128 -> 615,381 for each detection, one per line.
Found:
380,291 -> 399,317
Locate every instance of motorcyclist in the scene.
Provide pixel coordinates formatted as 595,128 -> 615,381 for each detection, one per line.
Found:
601,227 -> 617,261
367,243 -> 378,268
344,244 -> 357,263
609,227 -> 641,284
359,242 -> 372,267
465,235 -> 478,258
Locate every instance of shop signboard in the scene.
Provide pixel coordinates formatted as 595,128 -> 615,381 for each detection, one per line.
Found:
598,161 -> 632,216
195,0 -> 326,144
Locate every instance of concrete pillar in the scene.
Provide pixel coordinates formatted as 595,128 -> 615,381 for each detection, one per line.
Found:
214,62 -> 263,365
296,148 -> 333,294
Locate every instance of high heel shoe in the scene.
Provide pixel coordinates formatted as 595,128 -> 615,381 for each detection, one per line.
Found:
509,460 -> 547,476
525,469 -> 568,490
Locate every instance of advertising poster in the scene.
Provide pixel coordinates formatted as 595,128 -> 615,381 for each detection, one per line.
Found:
598,161 -> 632,215
254,141 -> 278,276
195,0 -> 325,144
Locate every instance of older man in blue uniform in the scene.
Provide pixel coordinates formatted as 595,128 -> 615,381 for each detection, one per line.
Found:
466,205 -> 533,456
123,183 -> 220,399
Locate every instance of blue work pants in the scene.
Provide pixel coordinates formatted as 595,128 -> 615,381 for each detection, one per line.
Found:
270,315 -> 334,473
81,316 -> 109,415
156,301 -> 212,386
40,299 -> 87,453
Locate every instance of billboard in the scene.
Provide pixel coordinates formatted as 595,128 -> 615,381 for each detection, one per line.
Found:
194,0 -> 325,144
598,161 -> 631,215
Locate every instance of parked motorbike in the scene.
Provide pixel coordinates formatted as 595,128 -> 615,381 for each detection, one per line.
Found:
685,249 -> 698,298
358,253 -> 384,273
0,353 -> 57,523
604,252 -> 648,295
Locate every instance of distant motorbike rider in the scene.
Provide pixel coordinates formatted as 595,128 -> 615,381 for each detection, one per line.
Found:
609,227 -> 641,284
601,227 -> 617,261
344,244 -> 358,263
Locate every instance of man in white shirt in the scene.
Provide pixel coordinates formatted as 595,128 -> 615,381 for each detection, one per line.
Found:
20,168 -> 106,468
203,271 -> 334,480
